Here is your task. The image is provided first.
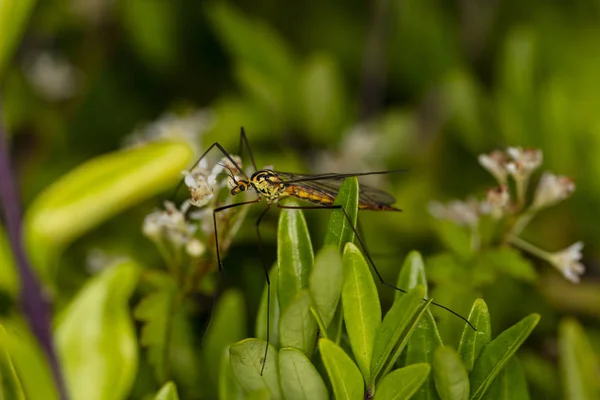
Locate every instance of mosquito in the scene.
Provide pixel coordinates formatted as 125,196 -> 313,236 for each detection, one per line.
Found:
182,128 -> 475,374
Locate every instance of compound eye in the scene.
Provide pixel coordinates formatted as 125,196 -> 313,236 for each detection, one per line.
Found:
240,185 -> 246,191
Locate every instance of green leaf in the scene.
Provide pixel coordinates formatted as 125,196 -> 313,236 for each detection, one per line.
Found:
373,363 -> 431,400
277,202 -> 314,312
396,250 -> 429,300
154,381 -> 180,400
119,0 -> 177,71
481,248 -> 537,282
558,318 -> 600,400
229,339 -> 282,399
0,0 -> 36,77
134,273 -> 177,383
297,54 -> 347,143
279,291 -> 317,356
397,251 -> 443,400
433,346 -> 469,400
319,338 -> 364,400
458,299 -> 492,373
0,318 -> 58,400
309,245 -> 343,329
470,314 -> 540,400
219,348 -> 245,400
370,286 -> 430,385
324,178 -> 359,251
0,325 -> 25,400
256,265 -> 281,348
203,289 -> 247,386
55,260 -> 140,400
0,225 -> 18,297
278,347 -> 328,400
482,356 -> 529,400
206,2 -> 296,86
24,141 -> 194,283
342,242 -> 381,382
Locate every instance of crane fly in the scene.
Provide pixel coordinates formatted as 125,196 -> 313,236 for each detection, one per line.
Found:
181,128 -> 475,375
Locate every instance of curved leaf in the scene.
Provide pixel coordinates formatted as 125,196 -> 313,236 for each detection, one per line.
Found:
203,289 -> 247,386
433,346 -> 469,400
24,141 -> 194,282
256,264 -> 281,348
458,299 -> 492,373
370,285 -> 429,385
319,338 -> 363,400
324,178 -> 359,251
279,291 -> 317,356
342,242 -> 381,382
278,347 -> 328,400
55,260 -> 140,400
396,250 -> 429,300
155,381 -> 180,400
470,314 -> 540,400
309,245 -> 343,329
558,318 -> 600,400
1,318 -> 58,400
483,356 -> 529,400
374,363 -> 431,400
229,339 -> 281,399
0,325 -> 25,400
397,250 -> 443,400
277,202 -> 314,312
0,0 -> 36,77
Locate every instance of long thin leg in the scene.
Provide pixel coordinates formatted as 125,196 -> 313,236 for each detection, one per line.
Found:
238,127 -> 258,171
277,203 -> 476,330
254,206 -> 272,375
172,141 -> 250,199
213,198 -> 261,271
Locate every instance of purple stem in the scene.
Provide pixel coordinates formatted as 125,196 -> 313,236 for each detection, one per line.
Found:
0,94 -> 69,399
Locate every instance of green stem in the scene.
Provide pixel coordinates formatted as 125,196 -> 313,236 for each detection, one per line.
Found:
508,235 -> 551,262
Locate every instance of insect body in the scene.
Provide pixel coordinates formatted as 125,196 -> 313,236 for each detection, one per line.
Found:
182,128 -> 474,376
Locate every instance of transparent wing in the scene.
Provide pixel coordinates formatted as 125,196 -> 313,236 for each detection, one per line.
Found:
273,170 -> 397,206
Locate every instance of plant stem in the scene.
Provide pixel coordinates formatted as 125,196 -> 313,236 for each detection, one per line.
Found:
0,94 -> 69,399
508,235 -> 550,262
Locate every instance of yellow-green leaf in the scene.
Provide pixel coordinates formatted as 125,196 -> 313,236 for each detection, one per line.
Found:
319,338 -> 363,400
55,260 -> 140,400
373,363 -> 431,400
0,325 -> 25,400
342,242 -> 381,382
154,381 -> 180,400
24,141 -> 193,283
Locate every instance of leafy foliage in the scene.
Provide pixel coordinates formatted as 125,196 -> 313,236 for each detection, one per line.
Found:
1,1 -> 598,399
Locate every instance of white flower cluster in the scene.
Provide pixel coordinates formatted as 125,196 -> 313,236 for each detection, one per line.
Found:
143,201 -> 205,258
430,147 -> 584,283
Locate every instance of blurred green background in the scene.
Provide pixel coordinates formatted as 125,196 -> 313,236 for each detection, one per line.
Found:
1,0 -> 600,399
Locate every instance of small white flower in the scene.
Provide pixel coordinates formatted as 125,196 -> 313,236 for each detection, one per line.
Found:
183,171 -> 214,207
506,147 -> 543,180
531,172 -> 575,210
185,239 -> 205,257
24,52 -> 81,101
428,199 -> 480,227
481,185 -> 510,218
142,201 -> 197,249
547,242 -> 585,283
478,150 -> 509,184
